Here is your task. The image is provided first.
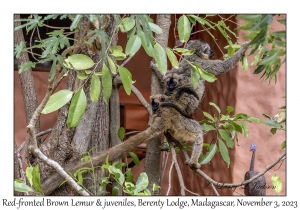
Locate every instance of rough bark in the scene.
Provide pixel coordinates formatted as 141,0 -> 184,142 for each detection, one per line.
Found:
144,14 -> 171,195
14,140 -> 22,196
14,14 -> 41,163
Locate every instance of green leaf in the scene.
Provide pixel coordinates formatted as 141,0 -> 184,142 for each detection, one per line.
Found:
209,102 -> 221,114
125,168 -> 134,183
125,35 -> 142,56
173,48 -> 195,55
77,171 -> 83,185
90,74 -> 101,102
230,121 -> 243,133
226,106 -> 234,115
277,19 -> 286,26
241,121 -> 249,138
271,174 -> 283,194
42,90 -> 73,114
129,152 -> 140,166
67,88 -> 87,128
139,31 -> 153,57
193,63 -> 217,82
18,61 -> 36,74
119,17 -> 136,32
265,120 -> 283,128
134,172 -> 149,194
110,46 -> 127,60
70,15 -> 82,31
251,47 -> 265,66
118,66 -> 132,95
190,65 -> 200,89
270,128 -> 277,135
177,15 -> 191,43
14,181 -> 34,193
153,183 -> 161,192
253,65 -> 265,74
218,138 -> 230,167
201,123 -> 216,132
153,43 -> 167,75
271,31 -> 286,39
64,54 -> 95,70
112,186 -> 119,196
166,48 -> 179,69
242,56 -> 248,72
102,63 -> 112,104
200,144 -> 217,164
228,46 -> 234,57
110,166 -> 125,186
262,113 -> 272,120
239,14 -> 262,21
107,56 -> 116,74
281,140 -> 286,149
258,53 -> 279,66
218,130 -> 234,148
203,111 -> 215,122
148,22 -> 162,34
32,165 -> 43,193
77,73 -> 88,80
250,14 -> 273,31
118,127 -> 125,140
14,41 -> 26,58
25,166 -> 34,186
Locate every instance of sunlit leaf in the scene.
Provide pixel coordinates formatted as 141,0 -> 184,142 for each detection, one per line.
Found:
281,140 -> 286,149
42,90 -> 73,114
177,15 -> 191,43
201,123 -> 216,131
125,35 -> 142,56
64,54 -> 95,70
200,144 -> 217,164
67,88 -> 87,128
90,74 -> 101,102
77,73 -> 88,80
14,41 -> 26,59
14,181 -> 34,193
242,56 -> 248,72
191,65 -> 200,89
193,63 -> 217,82
166,48 -> 179,68
139,31 -> 153,57
226,106 -> 234,115
209,102 -> 221,114
241,121 -> 249,138
219,130 -> 234,148
26,166 -> 33,186
153,43 -> 167,75
148,22 -> 162,34
110,46 -> 127,60
134,172 -> 149,194
118,66 -> 132,95
119,17 -> 136,32
32,165 -> 43,193
107,56 -> 116,74
203,111 -> 215,122
271,174 -> 283,194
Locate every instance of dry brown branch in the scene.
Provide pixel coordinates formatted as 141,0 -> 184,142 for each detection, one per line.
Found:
167,137 -> 185,196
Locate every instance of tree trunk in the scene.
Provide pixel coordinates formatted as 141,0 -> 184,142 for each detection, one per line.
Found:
14,14 -> 41,163
144,14 -> 171,195
14,140 -> 23,196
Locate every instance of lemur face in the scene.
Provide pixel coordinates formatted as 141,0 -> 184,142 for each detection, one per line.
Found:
165,73 -> 181,91
150,94 -> 166,112
186,39 -> 215,59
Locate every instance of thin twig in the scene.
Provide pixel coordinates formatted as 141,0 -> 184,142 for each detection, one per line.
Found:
166,161 -> 174,196
43,24 -> 70,30
167,137 -> 185,196
185,188 -> 200,196
17,141 -> 26,185
130,84 -> 151,115
36,128 -> 52,138
194,153 -> 286,188
160,152 -> 169,183
29,27 -> 39,62
120,56 -> 133,67
210,183 -> 220,196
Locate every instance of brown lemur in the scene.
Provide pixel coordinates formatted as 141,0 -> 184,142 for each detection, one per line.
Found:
151,39 -> 249,113
151,94 -> 203,169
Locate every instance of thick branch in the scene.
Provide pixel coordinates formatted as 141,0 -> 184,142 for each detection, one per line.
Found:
131,84 -> 151,115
